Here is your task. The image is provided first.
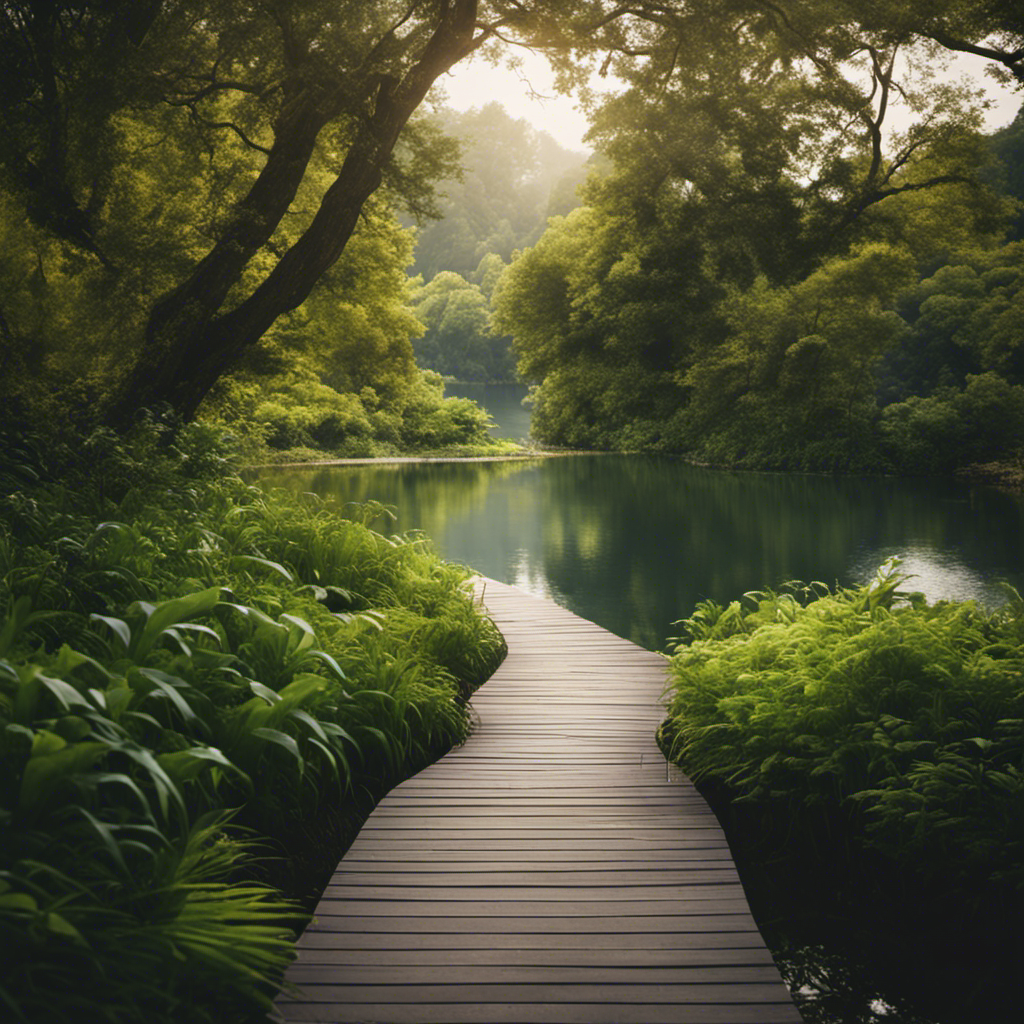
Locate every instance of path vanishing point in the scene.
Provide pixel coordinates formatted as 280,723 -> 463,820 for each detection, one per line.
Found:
276,577 -> 801,1024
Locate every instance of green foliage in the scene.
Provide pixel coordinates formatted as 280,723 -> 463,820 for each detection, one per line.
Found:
881,241 -> 1024,398
880,373 -> 1024,474
189,204 -> 501,457
2,1 -> 1021,439
0,1 -> 486,419
662,559 -> 1024,901
988,103 -> 1024,240
408,270 -> 517,382
409,102 -> 588,281
665,245 -> 916,469
498,176 -> 1024,469
0,422 -> 506,1022
491,7 -> 1021,472
202,359 -> 498,461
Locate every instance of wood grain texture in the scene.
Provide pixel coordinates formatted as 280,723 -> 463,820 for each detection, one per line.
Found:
275,578 -> 800,1024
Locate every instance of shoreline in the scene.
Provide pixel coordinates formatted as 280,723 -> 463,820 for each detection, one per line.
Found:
251,449 -> 608,469
248,450 -> 1024,491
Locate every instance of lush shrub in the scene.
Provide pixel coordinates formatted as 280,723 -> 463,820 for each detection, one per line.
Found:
202,368 -> 496,460
661,559 -> 1024,900
0,421 -> 505,1022
880,372 -> 1024,474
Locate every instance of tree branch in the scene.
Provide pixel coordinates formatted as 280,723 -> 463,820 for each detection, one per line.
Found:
176,103 -> 273,154
924,28 -> 1024,82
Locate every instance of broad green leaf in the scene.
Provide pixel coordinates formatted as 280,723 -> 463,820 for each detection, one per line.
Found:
304,649 -> 347,684
73,806 -> 130,878
35,674 -> 92,713
157,746 -> 247,787
19,740 -> 108,812
0,893 -> 37,914
132,586 -> 222,660
42,911 -> 86,944
89,614 -> 131,651
172,622 -> 222,646
135,668 -> 206,733
251,727 -> 303,775
230,554 -> 294,582
248,680 -> 281,704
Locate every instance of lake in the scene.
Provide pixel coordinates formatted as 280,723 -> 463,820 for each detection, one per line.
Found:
446,382 -> 533,439
259,453 -> 1024,652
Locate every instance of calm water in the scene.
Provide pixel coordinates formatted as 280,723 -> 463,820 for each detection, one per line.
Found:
259,454 -> 1024,651
445,382 -> 532,439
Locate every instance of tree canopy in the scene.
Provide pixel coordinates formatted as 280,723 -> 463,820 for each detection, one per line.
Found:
1,1 -> 1022,430
408,102 -> 588,281
492,3 -> 1023,468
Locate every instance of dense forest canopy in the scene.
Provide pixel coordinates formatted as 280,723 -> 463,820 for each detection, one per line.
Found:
490,7 -> 1024,469
405,102 -> 588,383
0,1 -> 1022,461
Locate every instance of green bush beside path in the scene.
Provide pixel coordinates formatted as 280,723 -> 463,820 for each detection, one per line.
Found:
0,420 -> 505,1023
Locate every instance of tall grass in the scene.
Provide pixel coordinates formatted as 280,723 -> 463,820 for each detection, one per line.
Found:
0,418 -> 505,1022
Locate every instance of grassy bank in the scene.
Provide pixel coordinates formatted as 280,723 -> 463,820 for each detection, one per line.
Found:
0,419 -> 505,1023
256,438 -> 528,465
660,561 -> 1024,1022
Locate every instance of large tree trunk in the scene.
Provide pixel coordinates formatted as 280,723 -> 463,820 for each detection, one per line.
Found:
107,0 -> 480,426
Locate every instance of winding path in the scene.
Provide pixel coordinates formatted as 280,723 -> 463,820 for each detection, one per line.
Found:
275,578 -> 800,1024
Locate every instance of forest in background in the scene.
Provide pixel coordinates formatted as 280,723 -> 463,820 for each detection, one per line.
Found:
405,103 -> 589,384
1,2 -> 1022,473
493,63 -> 1024,474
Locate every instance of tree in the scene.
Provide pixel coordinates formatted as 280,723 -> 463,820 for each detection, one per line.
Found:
494,1 -> 1022,465
989,104 -> 1024,239
408,270 -> 515,381
1,1 -> 1021,427
1,2 -> 515,421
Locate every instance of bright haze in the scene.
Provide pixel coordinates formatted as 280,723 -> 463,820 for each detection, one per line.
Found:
436,49 -> 595,152
437,46 -> 1021,154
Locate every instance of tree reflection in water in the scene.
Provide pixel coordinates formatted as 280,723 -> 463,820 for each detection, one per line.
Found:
260,454 -> 1024,653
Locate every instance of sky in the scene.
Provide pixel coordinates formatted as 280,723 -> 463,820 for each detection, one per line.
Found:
436,46 -> 1022,154
436,50 -> 595,152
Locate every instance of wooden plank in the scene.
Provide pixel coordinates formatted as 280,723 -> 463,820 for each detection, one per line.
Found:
307,899 -> 757,916
326,870 -> 743,885
285,965 -> 786,984
296,930 -> 771,949
279,981 -> 794,1003
337,847 -> 736,860
305,914 -> 762,933
278,1003 -> 801,1024
276,578 -> 797,1024
292,947 -> 779,966
319,886 -> 748,902
340,840 -> 732,853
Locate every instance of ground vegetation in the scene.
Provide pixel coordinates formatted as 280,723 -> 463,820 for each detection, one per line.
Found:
0,421 -> 505,1022
661,560 -> 1024,1021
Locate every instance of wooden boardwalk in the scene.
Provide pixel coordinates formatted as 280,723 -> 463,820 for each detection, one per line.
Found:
276,579 -> 800,1024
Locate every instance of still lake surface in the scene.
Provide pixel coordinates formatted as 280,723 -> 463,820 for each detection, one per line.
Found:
446,381 -> 533,439
260,451 -> 1024,652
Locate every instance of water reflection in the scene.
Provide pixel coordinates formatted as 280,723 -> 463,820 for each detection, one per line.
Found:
849,545 -> 1013,605
259,455 -> 1024,651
